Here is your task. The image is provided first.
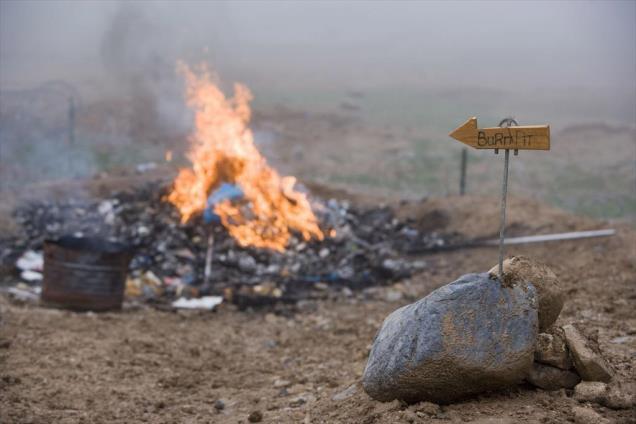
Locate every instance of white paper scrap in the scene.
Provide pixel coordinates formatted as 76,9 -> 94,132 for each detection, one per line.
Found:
172,296 -> 223,310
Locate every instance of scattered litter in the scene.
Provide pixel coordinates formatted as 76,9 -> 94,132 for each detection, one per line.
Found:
6,284 -> 40,304
126,271 -> 164,299
172,296 -> 223,310
16,250 -> 43,272
3,181 -> 455,309
20,270 -> 43,282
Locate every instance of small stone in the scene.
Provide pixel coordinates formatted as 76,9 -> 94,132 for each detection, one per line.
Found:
575,380 -> 636,410
535,329 -> 573,370
332,383 -> 357,401
238,255 -> 257,273
562,324 -> 613,382
526,362 -> 580,390
382,258 -> 400,273
97,200 -> 114,215
489,256 -> 563,331
248,410 -> 263,422
609,335 -> 634,344
363,273 -> 538,403
289,396 -> 306,407
181,405 -> 195,414
213,399 -> 225,410
604,380 -> 636,410
319,248 -> 330,258
385,289 -> 403,302
273,379 -> 291,388
571,406 -> 609,424
409,401 -> 440,416
263,339 -> 277,349
573,381 -> 608,404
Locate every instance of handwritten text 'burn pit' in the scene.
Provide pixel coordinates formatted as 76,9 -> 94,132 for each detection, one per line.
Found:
477,130 -> 535,149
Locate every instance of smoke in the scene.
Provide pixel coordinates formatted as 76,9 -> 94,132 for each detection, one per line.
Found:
99,2 -> 187,144
0,0 -> 634,188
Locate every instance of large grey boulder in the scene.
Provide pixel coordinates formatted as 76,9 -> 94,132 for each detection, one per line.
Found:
362,273 -> 538,403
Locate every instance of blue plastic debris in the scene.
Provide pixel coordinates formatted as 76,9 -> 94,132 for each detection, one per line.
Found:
203,183 -> 244,223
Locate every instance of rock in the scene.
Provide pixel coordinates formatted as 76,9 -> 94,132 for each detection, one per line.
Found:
574,381 -> 608,403
238,255 -> 257,273
362,273 -> 538,403
609,335 -> 635,344
571,406 -> 609,424
213,399 -> 225,411
489,256 -> 563,331
332,383 -> 357,401
604,380 -> 636,410
409,401 -> 440,416
574,380 -> 636,410
273,378 -> 291,388
562,325 -> 613,382
535,328 -> 572,370
289,396 -> 306,407
384,289 -> 403,302
248,410 -> 263,422
526,362 -> 580,390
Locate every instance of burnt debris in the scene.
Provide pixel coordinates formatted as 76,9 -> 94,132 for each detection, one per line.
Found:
1,181 -> 456,308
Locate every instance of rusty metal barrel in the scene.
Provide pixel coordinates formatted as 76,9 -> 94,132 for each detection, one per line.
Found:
42,236 -> 132,311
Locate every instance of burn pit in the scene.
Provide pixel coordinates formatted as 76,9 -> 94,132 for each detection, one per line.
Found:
1,181 -> 456,309
0,64 -> 462,310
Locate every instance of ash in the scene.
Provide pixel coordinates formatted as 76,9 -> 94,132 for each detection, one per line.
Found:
2,182 -> 454,307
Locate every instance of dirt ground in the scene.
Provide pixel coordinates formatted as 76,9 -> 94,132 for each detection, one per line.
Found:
1,192 -> 635,423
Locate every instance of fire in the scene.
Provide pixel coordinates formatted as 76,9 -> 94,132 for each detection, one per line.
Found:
166,63 -> 324,251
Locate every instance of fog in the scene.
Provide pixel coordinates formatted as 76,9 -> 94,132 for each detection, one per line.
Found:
2,1 -> 634,105
1,0 -> 635,192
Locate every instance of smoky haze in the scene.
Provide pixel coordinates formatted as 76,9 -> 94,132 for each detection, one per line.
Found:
0,0 -> 635,193
2,1 -> 635,104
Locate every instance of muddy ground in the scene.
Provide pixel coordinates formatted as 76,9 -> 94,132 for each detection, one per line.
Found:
1,191 -> 635,423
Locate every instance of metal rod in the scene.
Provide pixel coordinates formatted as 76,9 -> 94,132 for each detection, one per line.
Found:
68,96 -> 75,147
484,229 -> 616,246
406,228 -> 616,254
498,149 -> 510,279
203,232 -> 214,287
459,148 -> 467,196
68,96 -> 75,175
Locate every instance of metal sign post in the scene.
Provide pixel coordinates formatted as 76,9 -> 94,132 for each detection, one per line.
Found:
449,116 -> 550,282
494,118 -> 518,279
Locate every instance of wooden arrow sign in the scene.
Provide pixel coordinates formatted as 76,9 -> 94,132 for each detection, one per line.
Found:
449,117 -> 550,150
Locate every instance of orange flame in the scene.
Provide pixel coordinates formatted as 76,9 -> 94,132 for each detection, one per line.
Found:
166,63 -> 324,251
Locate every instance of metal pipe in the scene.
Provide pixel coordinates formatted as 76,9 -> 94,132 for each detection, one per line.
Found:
498,149 -> 510,279
460,148 -> 467,196
204,232 -> 214,287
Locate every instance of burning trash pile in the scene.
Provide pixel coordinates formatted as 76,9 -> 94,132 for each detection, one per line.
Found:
3,183 -> 444,309
0,64 -> 452,310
